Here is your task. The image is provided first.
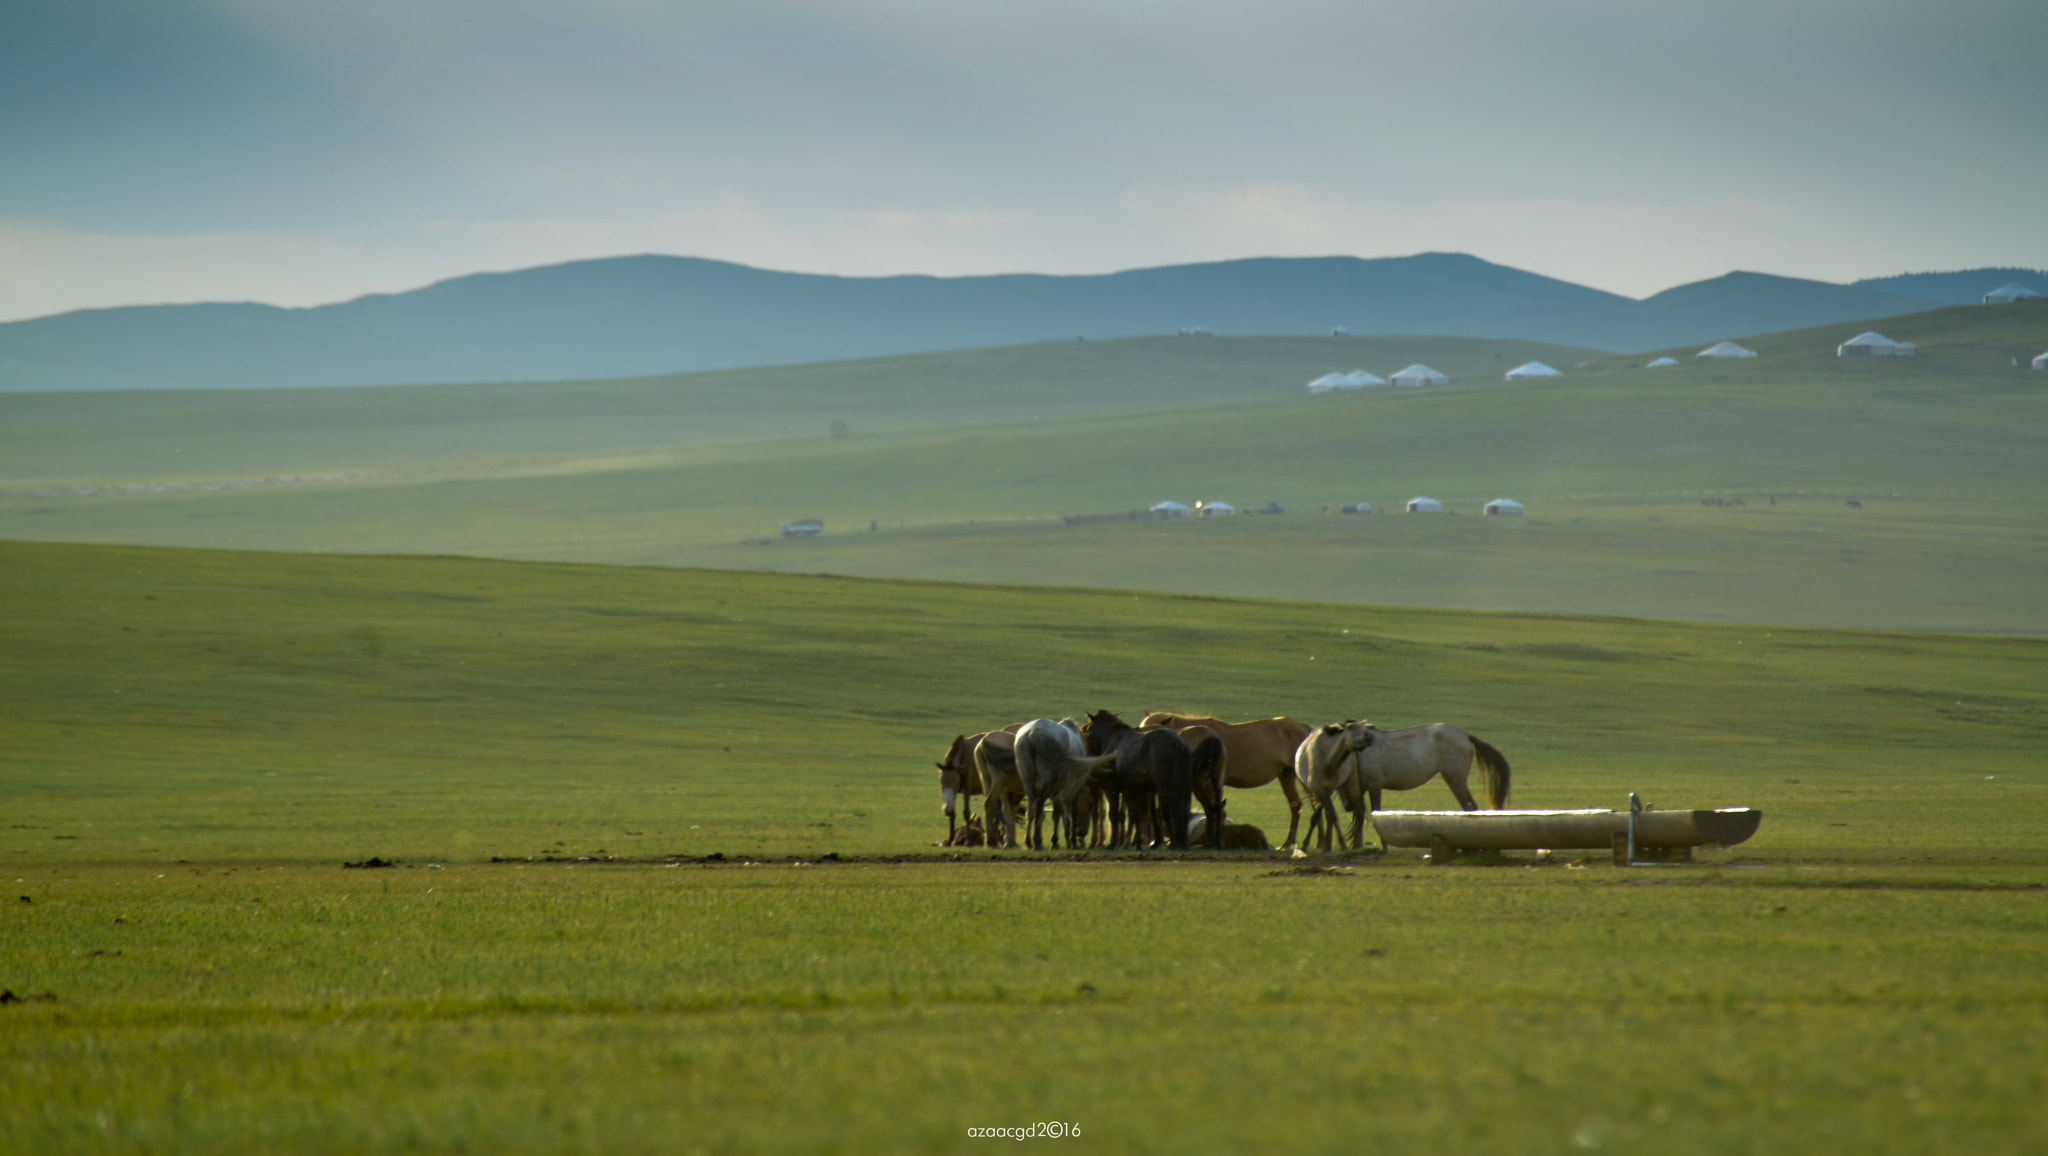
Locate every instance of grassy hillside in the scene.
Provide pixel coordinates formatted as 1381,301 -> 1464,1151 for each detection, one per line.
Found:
3,542 -> 2045,1153
7,309 -> 2045,632
0,334 -> 1599,486
5,539 -> 2043,861
1605,296 -> 2048,366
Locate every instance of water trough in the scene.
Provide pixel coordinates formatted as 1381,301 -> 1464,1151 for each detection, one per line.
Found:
1370,805 -> 1762,866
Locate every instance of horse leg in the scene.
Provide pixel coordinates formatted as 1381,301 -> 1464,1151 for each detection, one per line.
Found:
1196,780 -> 1222,850
1280,767 -> 1305,849
1444,770 -> 1480,813
1024,782 -> 1042,850
1346,780 -> 1366,850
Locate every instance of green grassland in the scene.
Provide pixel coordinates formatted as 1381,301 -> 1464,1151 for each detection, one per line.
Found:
5,303 -> 2044,634
4,541 -> 2046,1152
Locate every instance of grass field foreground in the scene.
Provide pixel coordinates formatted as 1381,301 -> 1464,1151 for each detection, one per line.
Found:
3,540 -> 2045,1152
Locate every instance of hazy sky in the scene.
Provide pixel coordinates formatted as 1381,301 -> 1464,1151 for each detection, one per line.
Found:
3,0 -> 2043,321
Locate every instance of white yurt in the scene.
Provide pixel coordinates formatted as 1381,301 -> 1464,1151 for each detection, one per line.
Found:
1196,501 -> 1236,516
1405,496 -> 1442,513
1150,501 -> 1192,518
1646,357 -> 1680,367
1696,342 -> 1758,360
1504,361 -> 1561,380
1390,364 -> 1450,387
1482,498 -> 1524,516
1837,331 -> 1916,357
2033,350 -> 2048,370
1341,369 -> 1387,388
1983,284 -> 2044,305
1306,373 -> 1345,393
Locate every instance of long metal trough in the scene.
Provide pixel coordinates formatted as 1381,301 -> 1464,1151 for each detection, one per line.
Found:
1369,807 -> 1762,865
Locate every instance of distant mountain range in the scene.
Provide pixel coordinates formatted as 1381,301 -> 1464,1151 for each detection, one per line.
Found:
2,254 -> 2041,391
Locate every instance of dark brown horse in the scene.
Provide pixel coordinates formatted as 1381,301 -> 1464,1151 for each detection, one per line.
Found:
1142,713 -> 1313,848
1149,723 -> 1229,847
1082,710 -> 1198,851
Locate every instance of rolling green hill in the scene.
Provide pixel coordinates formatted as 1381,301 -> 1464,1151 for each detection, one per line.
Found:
4,305 -> 2044,634
0,333 -> 1599,486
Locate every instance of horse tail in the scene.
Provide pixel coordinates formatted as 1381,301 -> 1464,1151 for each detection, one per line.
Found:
1469,736 -> 1511,809
1190,734 -> 1225,803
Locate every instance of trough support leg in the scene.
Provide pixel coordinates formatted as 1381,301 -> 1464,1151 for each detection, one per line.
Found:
1429,834 -> 1455,866
1612,834 -> 1629,867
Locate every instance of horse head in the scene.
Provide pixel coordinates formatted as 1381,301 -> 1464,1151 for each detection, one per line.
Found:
1081,709 -> 1125,753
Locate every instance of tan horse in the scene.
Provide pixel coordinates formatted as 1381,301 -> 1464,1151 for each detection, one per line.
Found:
935,733 -> 985,841
937,722 -> 1024,841
973,730 -> 1028,849
1142,713 -> 1313,848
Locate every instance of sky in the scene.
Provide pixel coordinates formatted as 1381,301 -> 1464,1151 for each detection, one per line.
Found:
2,0 -> 2044,322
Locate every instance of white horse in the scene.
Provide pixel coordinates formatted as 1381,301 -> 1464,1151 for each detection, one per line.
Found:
1292,720 -> 1376,851
1015,718 -> 1118,850
1344,723 -> 1512,823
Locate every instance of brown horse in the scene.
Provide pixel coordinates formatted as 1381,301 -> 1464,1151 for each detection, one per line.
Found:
1187,814 -> 1273,850
1142,712 -> 1313,848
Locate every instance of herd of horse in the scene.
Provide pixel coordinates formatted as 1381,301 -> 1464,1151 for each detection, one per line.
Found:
935,710 -> 1512,852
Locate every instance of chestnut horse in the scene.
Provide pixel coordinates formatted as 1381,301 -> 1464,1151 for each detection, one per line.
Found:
1142,712 -> 1313,848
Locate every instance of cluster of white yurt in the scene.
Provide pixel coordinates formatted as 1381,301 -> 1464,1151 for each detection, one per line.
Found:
1837,331 -> 1917,357
1306,369 -> 1389,393
1983,284 -> 2043,305
1306,364 -> 1460,391
1696,341 -> 1758,360
1399,495 -> 1524,514
1503,361 -> 1561,380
